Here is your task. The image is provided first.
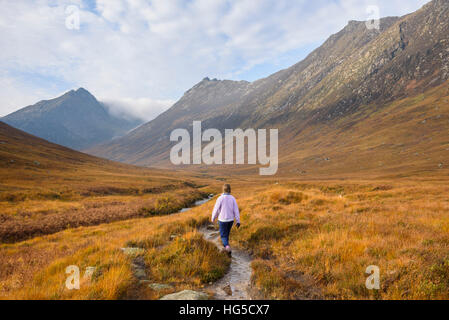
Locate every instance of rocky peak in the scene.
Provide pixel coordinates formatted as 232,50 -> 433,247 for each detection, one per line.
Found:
185,77 -> 249,97
424,0 -> 449,10
75,87 -> 90,95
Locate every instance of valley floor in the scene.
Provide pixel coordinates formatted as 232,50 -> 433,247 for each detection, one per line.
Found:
1,176 -> 449,300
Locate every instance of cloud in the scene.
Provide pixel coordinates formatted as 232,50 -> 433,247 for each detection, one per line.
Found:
0,0 -> 431,118
102,97 -> 175,121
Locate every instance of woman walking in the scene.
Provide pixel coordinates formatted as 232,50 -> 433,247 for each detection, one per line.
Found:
211,184 -> 240,253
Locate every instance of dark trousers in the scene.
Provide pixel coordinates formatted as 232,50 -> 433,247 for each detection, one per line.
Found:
219,221 -> 234,247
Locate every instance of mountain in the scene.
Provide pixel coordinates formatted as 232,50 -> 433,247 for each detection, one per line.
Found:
0,119 -> 203,204
86,78 -> 251,164
1,88 -> 142,150
88,0 -> 449,176
0,120 -> 211,242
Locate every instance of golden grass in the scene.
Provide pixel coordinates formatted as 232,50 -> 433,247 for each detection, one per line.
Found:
229,179 -> 449,299
0,187 -> 214,243
2,177 -> 449,300
0,204 -> 230,300
0,121 -> 229,299
0,122 -> 219,242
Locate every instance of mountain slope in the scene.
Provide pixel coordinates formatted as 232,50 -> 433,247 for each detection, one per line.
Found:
88,0 -> 449,175
87,78 -> 251,164
0,120 -> 215,243
0,120 -> 182,184
0,120 -> 208,215
2,88 -> 142,150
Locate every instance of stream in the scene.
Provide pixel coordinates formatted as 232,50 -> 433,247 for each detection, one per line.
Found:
179,195 -> 253,300
179,194 -> 215,213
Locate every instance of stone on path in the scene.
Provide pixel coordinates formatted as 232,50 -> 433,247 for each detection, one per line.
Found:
133,268 -> 147,280
208,232 -> 219,239
131,256 -> 147,280
160,290 -> 209,300
222,283 -> 232,296
121,247 -> 145,256
148,283 -> 174,291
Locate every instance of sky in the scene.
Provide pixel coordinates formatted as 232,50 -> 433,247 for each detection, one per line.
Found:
0,0 -> 430,121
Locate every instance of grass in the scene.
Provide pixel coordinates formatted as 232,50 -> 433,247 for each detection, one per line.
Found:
0,205 -> 230,300
0,121 -> 218,243
2,178 -> 449,300
0,121 -> 229,299
228,180 -> 449,299
0,189 -> 212,243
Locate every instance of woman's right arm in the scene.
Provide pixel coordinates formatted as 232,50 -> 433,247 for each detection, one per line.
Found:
211,196 -> 222,222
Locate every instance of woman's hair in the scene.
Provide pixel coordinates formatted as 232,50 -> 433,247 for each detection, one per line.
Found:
223,184 -> 231,194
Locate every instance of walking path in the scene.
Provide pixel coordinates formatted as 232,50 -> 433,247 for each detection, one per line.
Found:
199,226 -> 252,300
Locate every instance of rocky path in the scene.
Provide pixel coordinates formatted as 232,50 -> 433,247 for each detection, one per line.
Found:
181,196 -> 253,299
122,196 -> 254,300
200,226 -> 252,300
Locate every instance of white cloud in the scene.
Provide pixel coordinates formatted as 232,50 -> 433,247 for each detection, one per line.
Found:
102,97 -> 174,121
0,0 -> 430,118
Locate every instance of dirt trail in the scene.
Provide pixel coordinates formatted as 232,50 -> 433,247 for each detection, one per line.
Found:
179,196 -> 253,300
199,226 -> 252,300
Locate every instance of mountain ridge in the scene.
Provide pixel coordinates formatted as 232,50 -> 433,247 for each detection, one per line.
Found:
87,0 -> 449,173
2,88 -> 143,150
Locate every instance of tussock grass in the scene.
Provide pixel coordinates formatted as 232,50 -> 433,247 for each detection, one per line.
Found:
0,121 -> 218,242
146,231 -> 230,286
0,203 -> 229,300
229,180 -> 449,299
2,178 -> 449,300
0,189 -> 210,243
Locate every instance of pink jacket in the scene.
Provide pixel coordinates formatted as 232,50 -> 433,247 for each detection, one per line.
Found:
211,194 -> 240,223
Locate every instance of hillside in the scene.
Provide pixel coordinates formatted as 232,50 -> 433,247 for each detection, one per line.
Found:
0,121 -> 214,242
2,88 -> 142,150
88,0 -> 449,177
0,120 -> 171,187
